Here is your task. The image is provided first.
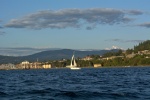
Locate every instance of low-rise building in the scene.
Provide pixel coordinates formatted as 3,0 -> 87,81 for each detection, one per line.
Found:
126,53 -> 136,58
102,56 -> 124,60
138,50 -> 150,55
17,61 -> 42,69
81,56 -> 93,61
17,61 -> 52,69
42,64 -> 51,69
0,63 -> 16,70
94,64 -> 102,67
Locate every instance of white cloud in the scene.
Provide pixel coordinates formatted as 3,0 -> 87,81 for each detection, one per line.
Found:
5,8 -> 143,30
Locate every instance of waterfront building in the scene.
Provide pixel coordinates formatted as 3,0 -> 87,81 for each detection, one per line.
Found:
94,64 -> 102,67
42,64 -> 51,69
0,63 -> 16,70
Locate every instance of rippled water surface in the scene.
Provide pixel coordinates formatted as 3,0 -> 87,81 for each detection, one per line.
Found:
1,67 -> 150,100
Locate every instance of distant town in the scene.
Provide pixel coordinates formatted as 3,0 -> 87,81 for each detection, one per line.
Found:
0,40 -> 150,70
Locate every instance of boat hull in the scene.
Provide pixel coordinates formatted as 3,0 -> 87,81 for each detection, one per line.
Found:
70,67 -> 81,70
66,66 -> 81,70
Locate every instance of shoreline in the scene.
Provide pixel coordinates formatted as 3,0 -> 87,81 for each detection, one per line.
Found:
1,65 -> 150,71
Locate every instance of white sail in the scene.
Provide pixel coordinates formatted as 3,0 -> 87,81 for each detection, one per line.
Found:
70,55 -> 74,66
66,53 -> 80,70
73,56 -> 77,67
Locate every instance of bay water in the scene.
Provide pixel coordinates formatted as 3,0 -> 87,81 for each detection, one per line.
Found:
0,67 -> 150,100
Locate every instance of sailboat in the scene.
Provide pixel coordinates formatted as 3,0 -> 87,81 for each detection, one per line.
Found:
66,53 -> 81,70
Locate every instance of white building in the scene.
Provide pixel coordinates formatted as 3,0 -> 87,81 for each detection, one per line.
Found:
42,64 -> 51,69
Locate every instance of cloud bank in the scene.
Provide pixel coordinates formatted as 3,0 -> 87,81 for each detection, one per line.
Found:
106,39 -> 144,43
5,8 -> 143,30
137,22 -> 150,28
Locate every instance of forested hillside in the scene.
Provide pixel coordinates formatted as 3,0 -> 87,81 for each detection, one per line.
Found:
126,40 -> 150,54
134,40 -> 150,52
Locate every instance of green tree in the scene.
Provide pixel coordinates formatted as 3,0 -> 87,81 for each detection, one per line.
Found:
126,48 -> 133,54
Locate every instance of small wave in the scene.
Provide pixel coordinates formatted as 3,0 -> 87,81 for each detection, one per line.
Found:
0,91 -> 8,96
55,91 -> 77,97
27,90 -> 50,94
24,88 -> 61,95
54,90 -> 141,99
54,90 -> 105,98
25,88 -> 52,95
110,92 -> 141,100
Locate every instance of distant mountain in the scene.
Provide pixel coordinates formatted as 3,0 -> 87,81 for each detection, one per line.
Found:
0,49 -> 119,64
0,55 -> 18,64
0,47 -> 61,56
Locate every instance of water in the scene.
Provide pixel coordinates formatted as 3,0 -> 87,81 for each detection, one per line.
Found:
0,67 -> 150,100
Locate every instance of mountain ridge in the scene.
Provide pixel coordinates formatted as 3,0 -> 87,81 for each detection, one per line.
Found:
0,49 -> 119,64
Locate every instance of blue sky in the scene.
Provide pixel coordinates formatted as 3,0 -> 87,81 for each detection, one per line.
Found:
0,0 -> 150,55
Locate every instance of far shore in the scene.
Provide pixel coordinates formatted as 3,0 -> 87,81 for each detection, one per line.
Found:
1,65 -> 150,71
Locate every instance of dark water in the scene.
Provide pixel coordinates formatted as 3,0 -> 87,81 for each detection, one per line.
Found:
1,67 -> 150,100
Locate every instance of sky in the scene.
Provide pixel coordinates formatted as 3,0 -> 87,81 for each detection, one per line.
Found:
0,0 -> 150,56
